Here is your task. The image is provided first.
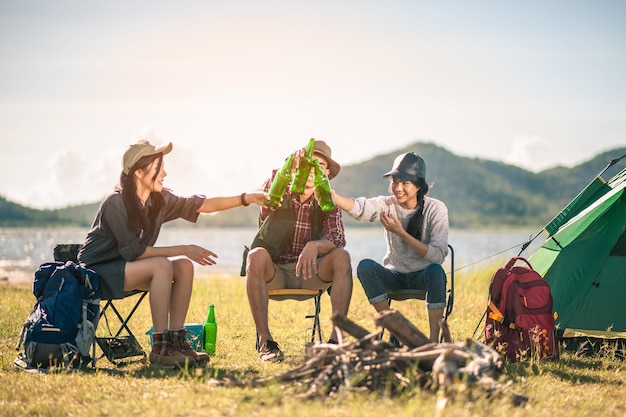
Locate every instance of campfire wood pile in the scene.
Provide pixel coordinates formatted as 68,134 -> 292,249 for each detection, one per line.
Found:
254,310 -> 529,405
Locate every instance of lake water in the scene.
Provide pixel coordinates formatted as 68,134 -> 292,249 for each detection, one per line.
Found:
0,226 -> 546,283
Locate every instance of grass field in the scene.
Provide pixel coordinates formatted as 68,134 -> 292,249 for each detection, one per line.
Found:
1,264 -> 625,417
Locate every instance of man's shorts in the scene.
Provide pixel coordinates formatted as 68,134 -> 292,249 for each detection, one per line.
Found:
267,262 -> 332,290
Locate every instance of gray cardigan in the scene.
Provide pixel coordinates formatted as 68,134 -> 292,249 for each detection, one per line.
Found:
347,195 -> 449,273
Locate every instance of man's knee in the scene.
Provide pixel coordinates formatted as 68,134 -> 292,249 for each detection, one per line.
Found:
330,248 -> 351,270
321,248 -> 352,281
246,247 -> 272,279
247,247 -> 270,261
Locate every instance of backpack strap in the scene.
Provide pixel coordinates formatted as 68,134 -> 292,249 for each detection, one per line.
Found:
488,300 -> 515,329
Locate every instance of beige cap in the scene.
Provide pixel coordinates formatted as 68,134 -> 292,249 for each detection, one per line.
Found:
122,140 -> 172,175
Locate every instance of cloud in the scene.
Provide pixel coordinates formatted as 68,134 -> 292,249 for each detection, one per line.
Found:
44,148 -> 120,207
503,135 -> 553,172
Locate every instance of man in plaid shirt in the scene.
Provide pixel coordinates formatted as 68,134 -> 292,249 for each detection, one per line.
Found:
244,140 -> 353,362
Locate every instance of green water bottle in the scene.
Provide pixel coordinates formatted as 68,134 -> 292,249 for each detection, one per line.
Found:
290,138 -> 315,194
203,304 -> 217,355
264,153 -> 295,208
313,159 -> 335,212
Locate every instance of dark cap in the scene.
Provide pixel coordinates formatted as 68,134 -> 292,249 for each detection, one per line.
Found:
383,152 -> 426,182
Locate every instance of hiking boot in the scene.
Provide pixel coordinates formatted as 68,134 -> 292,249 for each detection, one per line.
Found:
149,330 -> 191,367
170,328 -> 210,364
258,340 -> 284,362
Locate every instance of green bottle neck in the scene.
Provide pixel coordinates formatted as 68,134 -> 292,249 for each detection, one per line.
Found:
206,305 -> 215,323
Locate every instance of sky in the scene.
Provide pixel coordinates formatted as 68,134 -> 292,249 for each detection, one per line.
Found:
1,0 -> 625,209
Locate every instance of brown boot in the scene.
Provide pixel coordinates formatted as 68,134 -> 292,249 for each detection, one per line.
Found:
170,328 -> 210,364
149,331 -> 191,367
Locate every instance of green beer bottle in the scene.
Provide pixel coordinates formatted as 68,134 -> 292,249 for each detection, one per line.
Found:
313,159 -> 335,212
290,138 -> 315,194
264,153 -> 295,208
203,304 -> 217,355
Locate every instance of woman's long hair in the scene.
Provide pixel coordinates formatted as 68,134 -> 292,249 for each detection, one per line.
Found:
405,178 -> 429,241
117,153 -> 165,234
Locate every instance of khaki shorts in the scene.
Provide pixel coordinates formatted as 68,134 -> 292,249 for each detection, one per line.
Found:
267,262 -> 332,290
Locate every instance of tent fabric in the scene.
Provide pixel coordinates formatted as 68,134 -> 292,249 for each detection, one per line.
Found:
543,176 -> 611,236
529,168 -> 626,340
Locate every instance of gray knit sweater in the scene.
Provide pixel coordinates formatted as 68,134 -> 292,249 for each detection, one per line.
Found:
347,195 -> 449,273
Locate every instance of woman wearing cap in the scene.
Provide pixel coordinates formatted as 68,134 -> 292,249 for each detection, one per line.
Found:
333,152 -> 449,342
78,139 -> 267,367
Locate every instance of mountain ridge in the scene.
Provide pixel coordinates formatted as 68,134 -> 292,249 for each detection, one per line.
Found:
1,142 -> 624,229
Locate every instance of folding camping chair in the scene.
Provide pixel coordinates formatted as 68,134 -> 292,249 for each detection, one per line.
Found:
385,244 -> 456,340
53,244 -> 148,366
255,288 -> 324,350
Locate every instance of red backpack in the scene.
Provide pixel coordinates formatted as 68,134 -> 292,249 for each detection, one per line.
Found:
484,256 -> 559,362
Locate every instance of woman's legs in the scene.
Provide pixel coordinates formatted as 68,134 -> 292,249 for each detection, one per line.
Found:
124,256 -> 195,332
428,308 -> 445,342
358,260 -> 447,342
411,263 -> 447,342
125,257 -> 174,332
168,258 -> 194,329
124,256 -> 197,365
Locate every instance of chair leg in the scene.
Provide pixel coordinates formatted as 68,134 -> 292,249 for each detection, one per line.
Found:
306,293 -> 323,343
103,292 -> 148,338
92,338 -> 97,369
96,294 -> 148,365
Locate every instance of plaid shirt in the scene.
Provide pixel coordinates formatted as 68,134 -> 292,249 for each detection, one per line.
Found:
260,173 -> 346,264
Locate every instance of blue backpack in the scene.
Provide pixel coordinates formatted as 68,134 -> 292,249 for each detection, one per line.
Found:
16,261 -> 101,369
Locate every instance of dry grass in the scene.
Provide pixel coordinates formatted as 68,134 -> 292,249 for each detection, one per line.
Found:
1,264 -> 625,417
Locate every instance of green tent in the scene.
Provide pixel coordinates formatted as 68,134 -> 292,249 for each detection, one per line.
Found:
528,166 -> 626,340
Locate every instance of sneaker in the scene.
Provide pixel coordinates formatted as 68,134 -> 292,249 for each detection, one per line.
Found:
258,340 -> 284,362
